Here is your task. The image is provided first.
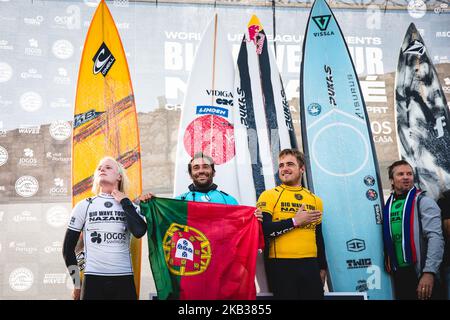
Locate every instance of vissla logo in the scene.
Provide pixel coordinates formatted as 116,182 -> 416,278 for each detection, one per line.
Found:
92,42 -> 115,76
312,15 -> 331,31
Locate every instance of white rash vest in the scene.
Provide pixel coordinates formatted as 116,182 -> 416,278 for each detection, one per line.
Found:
68,193 -> 143,276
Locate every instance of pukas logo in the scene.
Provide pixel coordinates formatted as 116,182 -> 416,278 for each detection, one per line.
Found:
92,42 -> 115,76
312,15 -> 334,37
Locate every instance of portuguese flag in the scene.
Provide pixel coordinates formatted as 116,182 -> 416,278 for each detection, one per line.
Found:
140,197 -> 264,300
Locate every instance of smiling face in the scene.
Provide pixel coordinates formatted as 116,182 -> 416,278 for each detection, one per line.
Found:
190,157 -> 215,188
94,158 -> 122,192
391,164 -> 415,195
278,154 -> 304,187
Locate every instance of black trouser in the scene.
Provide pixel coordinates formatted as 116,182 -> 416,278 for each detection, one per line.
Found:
81,275 -> 137,300
393,266 -> 443,300
267,258 -> 324,300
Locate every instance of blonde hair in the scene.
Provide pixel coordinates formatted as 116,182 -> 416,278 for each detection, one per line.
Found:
91,156 -> 130,195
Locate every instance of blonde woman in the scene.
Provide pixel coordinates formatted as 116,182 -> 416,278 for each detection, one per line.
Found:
63,157 -> 146,300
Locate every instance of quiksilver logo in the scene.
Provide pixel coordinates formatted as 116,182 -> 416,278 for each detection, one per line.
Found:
92,42 -> 115,76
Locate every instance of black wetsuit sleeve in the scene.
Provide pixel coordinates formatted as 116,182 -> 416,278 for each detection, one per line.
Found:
62,228 -> 80,284
262,211 -> 295,238
120,198 -> 147,238
315,223 -> 328,270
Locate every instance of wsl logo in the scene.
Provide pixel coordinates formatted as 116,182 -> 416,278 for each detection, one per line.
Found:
312,15 -> 334,37
92,42 -> 115,76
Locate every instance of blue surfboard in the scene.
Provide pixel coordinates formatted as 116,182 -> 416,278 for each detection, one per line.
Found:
300,0 -> 393,299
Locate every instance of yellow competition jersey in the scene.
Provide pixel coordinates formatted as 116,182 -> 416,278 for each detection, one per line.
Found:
257,184 -> 323,259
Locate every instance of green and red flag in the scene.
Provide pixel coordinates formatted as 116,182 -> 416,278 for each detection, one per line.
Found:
140,197 -> 264,300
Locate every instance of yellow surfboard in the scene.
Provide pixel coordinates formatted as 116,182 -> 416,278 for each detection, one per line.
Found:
72,0 -> 142,297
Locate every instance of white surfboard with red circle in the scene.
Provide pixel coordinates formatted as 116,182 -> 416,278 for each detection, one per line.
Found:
174,14 -> 239,201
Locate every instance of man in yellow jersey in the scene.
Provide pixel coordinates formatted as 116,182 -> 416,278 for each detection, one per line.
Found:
257,149 -> 327,299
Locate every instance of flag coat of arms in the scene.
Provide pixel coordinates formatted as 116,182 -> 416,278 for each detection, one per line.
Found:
140,197 -> 264,300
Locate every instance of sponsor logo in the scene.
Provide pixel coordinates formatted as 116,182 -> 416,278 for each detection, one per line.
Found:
52,40 -> 74,59
91,231 -> 102,244
15,176 -> 39,197
247,23 -> 265,55
163,223 -> 211,276
205,90 -> 233,98
405,39 -> 426,56
21,68 -> 43,80
0,62 -> 13,82
9,268 -> 34,292
363,175 -> 375,186
49,120 -> 71,141
92,42 -> 115,76
53,5 -> 81,30
83,0 -> 101,7
117,22 -> 130,30
114,0 -> 129,7
44,241 -> 63,254
74,109 -> 104,128
53,67 -> 70,85
312,15 -> 331,31
90,231 -> 127,244
196,105 -> 229,118
307,103 -> 322,116
13,211 -> 38,223
24,15 -> 44,26
0,145 -> 8,166
294,194 -> 303,201
356,279 -> 368,292
407,0 -> 427,19
20,92 -> 42,112
49,178 -> 68,197
18,148 -> 37,167
346,258 -> 372,269
436,31 -> 450,38
46,152 -> 70,163
324,65 -> 337,107
433,55 -> 449,64
50,97 -> 71,109
43,273 -> 67,285
88,210 -> 126,223
0,95 -> 12,108
76,251 -> 85,271
312,15 -> 334,37
236,87 -> 249,128
366,189 -> 378,201
280,88 -> 294,131
9,241 -> 38,255
104,201 -> 113,208
374,204 -> 382,224
25,38 -> 42,57
346,239 -> 366,252
0,39 -> 13,50
434,3 -> 450,14
443,77 -> 450,94
46,206 -> 70,227
18,125 -> 40,135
